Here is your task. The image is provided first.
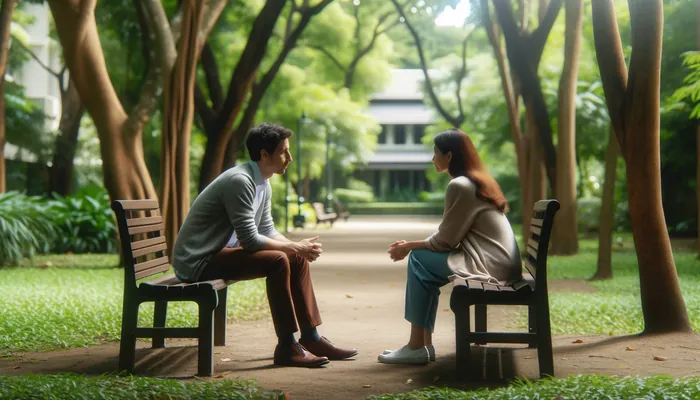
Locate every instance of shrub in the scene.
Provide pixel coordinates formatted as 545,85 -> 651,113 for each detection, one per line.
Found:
347,202 -> 443,215
0,192 -> 57,266
333,188 -> 374,204
418,191 -> 445,204
48,188 -> 118,254
577,197 -> 601,232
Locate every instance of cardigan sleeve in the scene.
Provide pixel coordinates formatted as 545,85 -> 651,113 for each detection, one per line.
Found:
424,177 -> 479,251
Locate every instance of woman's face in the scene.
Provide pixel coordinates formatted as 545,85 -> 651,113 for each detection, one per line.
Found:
432,146 -> 451,173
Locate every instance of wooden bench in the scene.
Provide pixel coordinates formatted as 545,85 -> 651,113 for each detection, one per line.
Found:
111,199 -> 235,377
333,198 -> 351,221
312,202 -> 338,227
450,199 -> 560,379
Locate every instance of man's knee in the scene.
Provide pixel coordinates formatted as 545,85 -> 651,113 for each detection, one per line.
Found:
287,253 -> 309,271
266,250 -> 290,275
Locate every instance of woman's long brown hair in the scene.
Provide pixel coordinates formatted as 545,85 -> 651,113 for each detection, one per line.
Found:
434,129 -> 508,212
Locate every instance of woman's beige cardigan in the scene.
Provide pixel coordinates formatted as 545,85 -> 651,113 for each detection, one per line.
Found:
424,176 -> 522,285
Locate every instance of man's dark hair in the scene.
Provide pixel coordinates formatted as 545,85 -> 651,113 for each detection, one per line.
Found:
246,123 -> 293,161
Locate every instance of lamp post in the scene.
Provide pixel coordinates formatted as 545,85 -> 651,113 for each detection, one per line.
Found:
285,169 -> 290,233
293,111 -> 310,229
325,128 -> 333,212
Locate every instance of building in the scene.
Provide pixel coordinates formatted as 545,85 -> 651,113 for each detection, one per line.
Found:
354,69 -> 436,199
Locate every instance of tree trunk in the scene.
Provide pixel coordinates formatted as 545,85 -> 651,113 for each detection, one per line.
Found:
48,0 -> 156,201
592,0 -> 691,333
697,0 -> 700,259
551,0 -> 582,255
592,126 -> 619,280
522,104 -> 546,249
160,0 -> 204,256
0,0 -> 16,194
48,78 -> 84,196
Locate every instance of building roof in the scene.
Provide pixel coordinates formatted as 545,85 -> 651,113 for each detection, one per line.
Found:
372,69 -> 430,101
366,101 -> 436,125
362,150 -> 433,170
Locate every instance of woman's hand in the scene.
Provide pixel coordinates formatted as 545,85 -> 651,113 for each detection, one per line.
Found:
388,240 -> 410,262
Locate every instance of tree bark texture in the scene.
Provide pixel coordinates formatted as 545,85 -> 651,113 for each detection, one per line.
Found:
0,0 -> 16,194
49,78 -> 85,196
592,0 -> 691,333
160,0 -> 204,256
551,0 -> 582,255
48,0 -> 157,201
592,126 -> 619,280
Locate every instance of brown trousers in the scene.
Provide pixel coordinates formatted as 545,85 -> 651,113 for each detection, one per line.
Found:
199,248 -> 322,336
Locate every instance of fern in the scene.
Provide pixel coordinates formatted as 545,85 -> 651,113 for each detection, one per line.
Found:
0,192 -> 58,267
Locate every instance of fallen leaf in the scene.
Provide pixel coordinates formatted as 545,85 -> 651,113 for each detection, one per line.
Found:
572,339 -> 584,344
214,371 -> 232,379
653,356 -> 666,361
13,366 -> 19,369
573,364 -> 579,367
432,376 -> 440,383
346,294 -> 354,299
220,358 -> 232,362
215,352 -> 222,355
390,283 -> 398,287
560,357 -> 568,360
367,306 -> 373,309
363,384 -> 372,388
625,346 -> 634,351
525,356 -> 533,359
442,308 -> 450,312
405,378 -> 413,384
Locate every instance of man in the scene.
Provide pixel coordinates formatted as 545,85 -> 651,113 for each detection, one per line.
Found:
173,123 -> 358,368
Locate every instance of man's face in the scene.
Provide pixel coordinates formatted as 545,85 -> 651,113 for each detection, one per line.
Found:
263,138 -> 293,175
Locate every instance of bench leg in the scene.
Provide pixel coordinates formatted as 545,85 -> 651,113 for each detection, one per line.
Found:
118,299 -> 139,373
535,301 -> 554,377
214,288 -> 228,346
528,305 -> 537,348
152,301 -> 167,348
198,304 -> 215,377
474,304 -> 487,345
453,304 -> 471,380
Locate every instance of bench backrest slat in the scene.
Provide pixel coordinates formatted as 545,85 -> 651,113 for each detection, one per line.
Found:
112,200 -> 170,289
524,200 -> 560,290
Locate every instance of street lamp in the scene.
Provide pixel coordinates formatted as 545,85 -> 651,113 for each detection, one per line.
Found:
325,128 -> 333,213
292,111 -> 310,229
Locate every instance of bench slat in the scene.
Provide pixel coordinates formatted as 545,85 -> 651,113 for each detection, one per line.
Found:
482,283 -> 500,292
116,200 -> 160,211
533,201 -> 550,212
131,235 -> 166,251
524,258 -> 537,278
530,226 -> 542,236
527,245 -> 538,260
132,242 -> 168,258
128,222 -> 165,235
127,216 -> 163,227
528,238 -> 539,252
134,255 -> 170,273
498,285 -> 515,292
467,280 -> 484,291
530,217 -> 544,227
135,264 -> 170,280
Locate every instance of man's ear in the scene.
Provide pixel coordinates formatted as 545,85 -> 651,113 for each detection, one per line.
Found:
260,149 -> 268,161
447,151 -> 452,163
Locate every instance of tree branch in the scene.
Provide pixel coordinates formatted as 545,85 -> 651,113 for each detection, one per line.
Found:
493,0 -> 523,50
353,2 -> 361,56
455,32 -> 469,120
531,0 -> 563,58
194,83 -> 216,130
391,0 -> 463,128
200,42 -> 224,110
308,44 -> 347,72
15,40 -> 62,78
591,0 -> 628,146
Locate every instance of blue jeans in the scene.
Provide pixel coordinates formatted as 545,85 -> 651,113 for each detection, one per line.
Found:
405,248 -> 453,332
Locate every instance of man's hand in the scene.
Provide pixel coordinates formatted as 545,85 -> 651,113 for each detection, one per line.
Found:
294,236 -> 323,262
388,240 -> 409,262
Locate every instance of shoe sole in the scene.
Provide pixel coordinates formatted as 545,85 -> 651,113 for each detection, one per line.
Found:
327,350 -> 359,360
382,350 -> 435,362
377,357 -> 430,365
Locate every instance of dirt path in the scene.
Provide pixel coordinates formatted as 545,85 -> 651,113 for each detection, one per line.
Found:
3,217 -> 700,399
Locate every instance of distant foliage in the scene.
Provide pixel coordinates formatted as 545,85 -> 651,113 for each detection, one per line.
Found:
672,51 -> 700,118
0,192 -> 58,267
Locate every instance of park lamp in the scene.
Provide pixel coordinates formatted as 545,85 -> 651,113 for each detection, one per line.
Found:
291,111 -> 311,229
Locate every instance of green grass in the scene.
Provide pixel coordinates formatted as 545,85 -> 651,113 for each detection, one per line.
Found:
0,373 -> 284,400
0,254 -> 268,354
365,375 -> 700,399
512,233 -> 700,335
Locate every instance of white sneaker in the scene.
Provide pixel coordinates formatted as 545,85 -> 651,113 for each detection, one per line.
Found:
383,344 -> 435,362
378,345 -> 430,365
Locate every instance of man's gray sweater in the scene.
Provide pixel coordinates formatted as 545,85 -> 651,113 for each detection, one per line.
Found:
172,161 -> 280,282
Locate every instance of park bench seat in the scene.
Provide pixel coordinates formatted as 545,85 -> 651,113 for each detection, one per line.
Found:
450,199 -> 560,380
333,198 -> 351,221
312,202 -> 338,227
112,199 -> 236,377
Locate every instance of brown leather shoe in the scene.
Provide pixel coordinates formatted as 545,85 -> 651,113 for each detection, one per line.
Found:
274,342 -> 329,368
299,336 -> 359,360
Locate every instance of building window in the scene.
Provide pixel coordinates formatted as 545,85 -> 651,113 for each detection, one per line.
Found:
413,125 -> 425,144
394,125 -> 406,144
378,125 -> 387,144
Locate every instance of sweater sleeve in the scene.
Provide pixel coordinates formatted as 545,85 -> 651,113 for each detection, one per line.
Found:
221,173 -> 268,251
258,182 -> 281,239
425,178 -> 478,251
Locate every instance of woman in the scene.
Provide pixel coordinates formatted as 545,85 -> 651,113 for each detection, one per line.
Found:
378,129 -> 522,365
